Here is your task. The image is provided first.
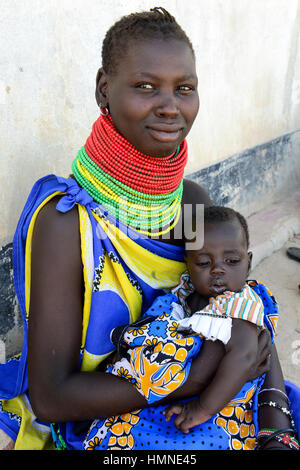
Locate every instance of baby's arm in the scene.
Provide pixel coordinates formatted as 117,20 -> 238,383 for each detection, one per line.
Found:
165,319 -> 259,433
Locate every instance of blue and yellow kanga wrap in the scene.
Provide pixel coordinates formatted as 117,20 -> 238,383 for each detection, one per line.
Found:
0,175 -> 186,450
0,174 -> 299,450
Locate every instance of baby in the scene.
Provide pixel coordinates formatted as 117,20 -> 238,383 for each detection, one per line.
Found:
109,206 -> 267,433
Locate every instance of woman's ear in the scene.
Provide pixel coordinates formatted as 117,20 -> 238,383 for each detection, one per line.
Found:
247,251 -> 253,274
95,68 -> 109,108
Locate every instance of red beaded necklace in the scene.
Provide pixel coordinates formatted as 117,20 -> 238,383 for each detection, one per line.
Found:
84,114 -> 188,195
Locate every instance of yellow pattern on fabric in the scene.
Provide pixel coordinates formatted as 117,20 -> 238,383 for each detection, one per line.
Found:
80,246 -> 143,371
85,411 -> 141,450
126,330 -> 197,402
92,211 -> 185,289
267,315 -> 278,332
131,342 -> 185,400
2,395 -> 55,450
97,251 -> 142,324
78,204 -> 94,350
215,385 -> 258,450
80,210 -> 185,371
80,350 -> 112,372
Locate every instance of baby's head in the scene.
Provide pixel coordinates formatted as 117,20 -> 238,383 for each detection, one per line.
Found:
185,206 -> 252,299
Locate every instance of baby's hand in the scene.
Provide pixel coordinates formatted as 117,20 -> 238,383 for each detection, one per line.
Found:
163,399 -> 212,434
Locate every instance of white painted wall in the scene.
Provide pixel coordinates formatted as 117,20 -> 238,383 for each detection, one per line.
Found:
1,0 -> 300,245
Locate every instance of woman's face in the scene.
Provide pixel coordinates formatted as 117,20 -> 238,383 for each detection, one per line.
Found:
96,39 -> 199,157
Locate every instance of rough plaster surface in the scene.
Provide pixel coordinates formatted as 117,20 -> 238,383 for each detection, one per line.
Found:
189,130 -> 300,217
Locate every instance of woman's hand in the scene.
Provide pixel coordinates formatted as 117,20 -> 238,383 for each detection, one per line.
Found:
247,328 -> 272,381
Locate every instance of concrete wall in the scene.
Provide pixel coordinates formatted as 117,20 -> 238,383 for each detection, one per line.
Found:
1,0 -> 300,246
188,129 -> 300,216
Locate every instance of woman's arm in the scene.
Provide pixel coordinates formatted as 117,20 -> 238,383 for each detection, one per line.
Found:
257,345 -> 296,450
28,198 -> 149,423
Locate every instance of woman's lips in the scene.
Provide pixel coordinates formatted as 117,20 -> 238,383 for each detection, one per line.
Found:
147,126 -> 183,143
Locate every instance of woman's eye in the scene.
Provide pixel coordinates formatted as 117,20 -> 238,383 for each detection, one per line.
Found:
178,85 -> 194,93
136,83 -> 154,90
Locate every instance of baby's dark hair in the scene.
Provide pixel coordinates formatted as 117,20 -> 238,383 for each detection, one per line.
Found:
102,7 -> 194,75
204,205 -> 250,248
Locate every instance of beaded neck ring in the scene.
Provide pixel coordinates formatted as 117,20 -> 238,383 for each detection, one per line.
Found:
72,114 -> 188,236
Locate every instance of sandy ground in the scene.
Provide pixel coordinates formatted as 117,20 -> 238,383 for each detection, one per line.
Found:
250,235 -> 300,388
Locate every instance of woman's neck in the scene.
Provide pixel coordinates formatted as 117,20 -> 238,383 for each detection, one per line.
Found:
71,114 -> 188,239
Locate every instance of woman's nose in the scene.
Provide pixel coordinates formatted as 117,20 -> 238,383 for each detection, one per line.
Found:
155,90 -> 179,118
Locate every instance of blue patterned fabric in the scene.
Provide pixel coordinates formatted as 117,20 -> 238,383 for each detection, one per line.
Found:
84,283 -> 300,450
108,293 -> 203,404
0,175 -> 186,449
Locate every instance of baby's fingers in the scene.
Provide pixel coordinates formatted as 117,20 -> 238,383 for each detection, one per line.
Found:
163,404 -> 183,422
174,414 -> 190,434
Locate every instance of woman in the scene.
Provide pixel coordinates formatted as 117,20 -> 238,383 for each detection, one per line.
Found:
0,7 -> 298,451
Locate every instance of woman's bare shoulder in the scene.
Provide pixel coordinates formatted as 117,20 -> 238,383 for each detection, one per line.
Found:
31,195 -> 82,273
33,196 -> 79,242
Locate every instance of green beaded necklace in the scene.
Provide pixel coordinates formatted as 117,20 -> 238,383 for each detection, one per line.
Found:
72,115 -> 188,235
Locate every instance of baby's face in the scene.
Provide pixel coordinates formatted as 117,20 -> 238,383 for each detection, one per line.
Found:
185,220 -> 251,298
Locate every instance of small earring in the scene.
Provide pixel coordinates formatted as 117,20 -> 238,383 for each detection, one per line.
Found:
100,105 -> 109,116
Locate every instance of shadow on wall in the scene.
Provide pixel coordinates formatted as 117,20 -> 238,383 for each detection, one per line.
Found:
188,130 -> 300,218
0,243 -> 23,362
